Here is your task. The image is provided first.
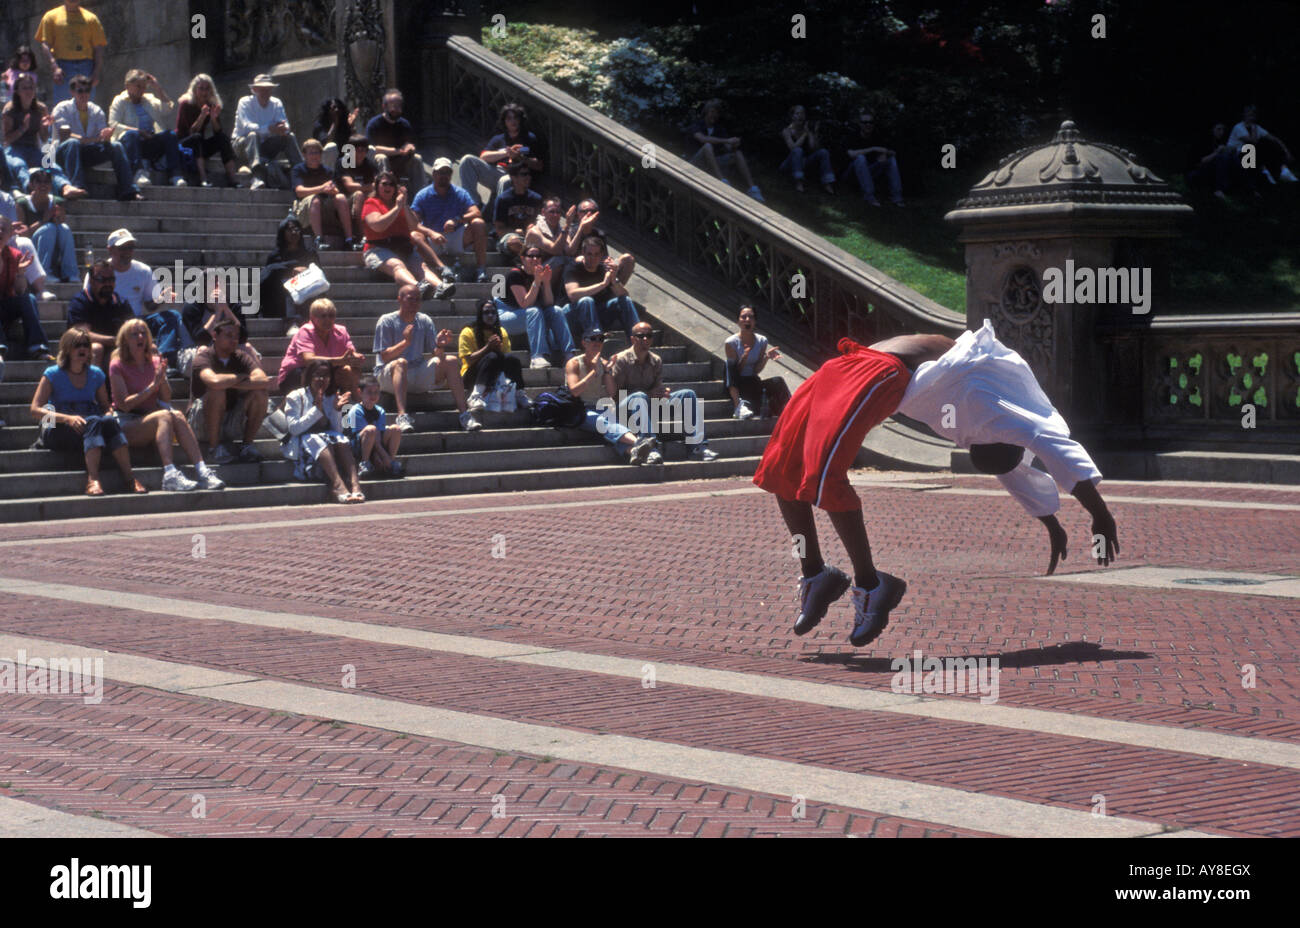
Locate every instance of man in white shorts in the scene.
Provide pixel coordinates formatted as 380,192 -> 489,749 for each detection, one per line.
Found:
374,284 -> 480,431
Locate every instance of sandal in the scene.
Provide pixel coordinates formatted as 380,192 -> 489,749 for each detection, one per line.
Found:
348,491 -> 365,503
336,491 -> 351,504
85,479 -> 104,496
131,479 -> 149,494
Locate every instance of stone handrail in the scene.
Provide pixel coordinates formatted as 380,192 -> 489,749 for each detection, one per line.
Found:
442,35 -> 964,349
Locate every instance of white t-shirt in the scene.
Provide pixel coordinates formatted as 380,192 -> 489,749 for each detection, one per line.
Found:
896,319 -> 1101,516
83,259 -> 159,317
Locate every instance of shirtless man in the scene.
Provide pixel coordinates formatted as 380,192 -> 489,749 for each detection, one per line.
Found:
753,320 -> 1119,647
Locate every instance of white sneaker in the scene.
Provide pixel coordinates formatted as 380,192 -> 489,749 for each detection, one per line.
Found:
39,290 -> 57,301
467,391 -> 486,413
459,410 -> 482,431
161,469 -> 199,491
645,450 -> 663,465
734,401 -> 755,420
172,176 -> 188,187
529,356 -> 551,369
690,446 -> 719,462
395,412 -> 415,432
134,170 -> 151,187
249,178 -> 266,191
196,469 -> 226,490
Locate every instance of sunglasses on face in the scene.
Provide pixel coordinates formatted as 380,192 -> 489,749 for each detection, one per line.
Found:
93,275 -> 115,283
579,208 -> 596,214
631,332 -> 651,339
584,335 -> 604,343
524,252 -> 542,259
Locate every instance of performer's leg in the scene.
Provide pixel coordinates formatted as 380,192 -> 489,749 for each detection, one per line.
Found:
776,495 -> 823,577
827,509 -> 879,590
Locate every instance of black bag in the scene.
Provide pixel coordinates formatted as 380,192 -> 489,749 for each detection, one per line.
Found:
529,387 -> 586,428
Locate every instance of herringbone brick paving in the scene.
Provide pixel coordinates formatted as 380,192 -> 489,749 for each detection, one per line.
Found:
0,472 -> 1296,836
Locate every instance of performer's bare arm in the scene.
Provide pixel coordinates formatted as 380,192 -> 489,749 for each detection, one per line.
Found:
1037,480 -> 1119,575
868,334 -> 956,372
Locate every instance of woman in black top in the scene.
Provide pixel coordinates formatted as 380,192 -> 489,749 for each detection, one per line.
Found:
312,97 -> 358,170
260,216 -> 320,332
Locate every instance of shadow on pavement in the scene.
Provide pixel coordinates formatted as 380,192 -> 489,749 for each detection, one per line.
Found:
801,640 -> 1153,673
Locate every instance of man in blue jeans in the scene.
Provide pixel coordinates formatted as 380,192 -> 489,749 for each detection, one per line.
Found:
842,110 -> 904,207
53,76 -> 142,201
108,70 -> 185,188
562,233 -> 639,343
0,215 -> 54,362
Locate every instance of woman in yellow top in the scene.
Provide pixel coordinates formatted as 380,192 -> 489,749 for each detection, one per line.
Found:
458,299 -> 528,413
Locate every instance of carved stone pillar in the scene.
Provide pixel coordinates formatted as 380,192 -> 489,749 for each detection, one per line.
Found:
338,0 -> 389,123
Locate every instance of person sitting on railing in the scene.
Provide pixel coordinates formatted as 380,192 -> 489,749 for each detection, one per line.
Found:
1227,104 -> 1298,186
361,170 -> 447,298
842,109 -> 904,207
779,105 -> 835,195
456,102 -> 546,215
410,157 -> 489,284
563,232 -> 639,344
366,89 -> 426,195
312,97 -> 358,171
725,305 -> 789,420
686,98 -> 763,202
29,328 -> 144,497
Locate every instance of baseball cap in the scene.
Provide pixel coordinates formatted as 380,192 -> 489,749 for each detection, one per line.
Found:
106,228 -> 137,249
582,327 -> 605,341
432,157 -> 454,172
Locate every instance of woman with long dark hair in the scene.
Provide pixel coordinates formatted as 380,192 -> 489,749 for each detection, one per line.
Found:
312,97 -> 358,170
2,73 -> 82,197
458,299 -> 527,415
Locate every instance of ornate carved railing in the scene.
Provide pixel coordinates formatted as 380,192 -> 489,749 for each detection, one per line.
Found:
442,35 -> 963,349
1100,314 -> 1300,439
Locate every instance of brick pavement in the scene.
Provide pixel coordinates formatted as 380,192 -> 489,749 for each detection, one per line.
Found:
0,472 -> 1296,837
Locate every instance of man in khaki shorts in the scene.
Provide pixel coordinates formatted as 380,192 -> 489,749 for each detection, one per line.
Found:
373,284 -> 480,432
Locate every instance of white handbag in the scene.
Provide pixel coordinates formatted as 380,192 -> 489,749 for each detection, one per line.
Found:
284,263 -> 330,305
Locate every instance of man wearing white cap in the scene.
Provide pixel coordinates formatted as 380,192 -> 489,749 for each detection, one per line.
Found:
83,227 -> 190,370
410,157 -> 490,283
234,74 -> 302,190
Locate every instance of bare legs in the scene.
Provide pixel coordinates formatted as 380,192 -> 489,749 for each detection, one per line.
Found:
776,496 -> 879,589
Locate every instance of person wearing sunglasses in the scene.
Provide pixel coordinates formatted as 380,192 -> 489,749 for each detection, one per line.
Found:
29,328 -> 145,497
51,74 -> 141,201
492,162 -> 542,244
497,246 -> 574,370
564,327 -> 653,464
611,321 -> 718,463
66,257 -> 132,369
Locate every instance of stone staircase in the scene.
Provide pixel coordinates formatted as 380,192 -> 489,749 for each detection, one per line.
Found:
0,184 -> 775,521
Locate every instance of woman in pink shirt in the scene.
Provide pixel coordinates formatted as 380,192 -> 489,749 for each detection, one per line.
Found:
276,297 -> 365,396
109,318 -> 225,491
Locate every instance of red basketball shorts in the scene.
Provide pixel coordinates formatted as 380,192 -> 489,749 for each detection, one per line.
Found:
753,340 -> 910,511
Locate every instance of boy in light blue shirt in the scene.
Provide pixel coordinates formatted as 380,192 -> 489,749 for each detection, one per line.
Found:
344,375 -> 403,477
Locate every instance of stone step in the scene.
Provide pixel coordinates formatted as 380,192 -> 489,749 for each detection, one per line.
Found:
0,417 -> 772,477
0,451 -> 767,523
76,184 -> 294,205
68,199 -> 294,221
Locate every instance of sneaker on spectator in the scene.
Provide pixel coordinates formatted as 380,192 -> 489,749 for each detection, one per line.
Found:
628,436 -> 657,465
475,267 -> 489,284
734,401 -> 755,420
417,279 -> 433,300
134,170 -> 151,187
249,177 -> 266,191
395,413 -> 415,432
439,265 -> 456,283
529,356 -> 551,369
467,391 -> 486,413
161,468 -> 199,491
645,449 -> 663,465
388,459 -> 405,477
459,410 -> 482,431
286,323 -> 300,338
236,443 -> 261,463
207,444 -> 237,465
434,279 -> 455,300
172,176 -> 187,187
690,445 -> 719,462
358,461 -> 374,478
196,469 -> 225,491
40,290 -> 57,301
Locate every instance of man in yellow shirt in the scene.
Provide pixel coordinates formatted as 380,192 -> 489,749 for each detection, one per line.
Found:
34,0 -> 108,107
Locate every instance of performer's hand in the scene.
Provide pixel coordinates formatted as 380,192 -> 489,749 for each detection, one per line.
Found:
1038,515 -> 1067,576
1090,510 -> 1120,567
